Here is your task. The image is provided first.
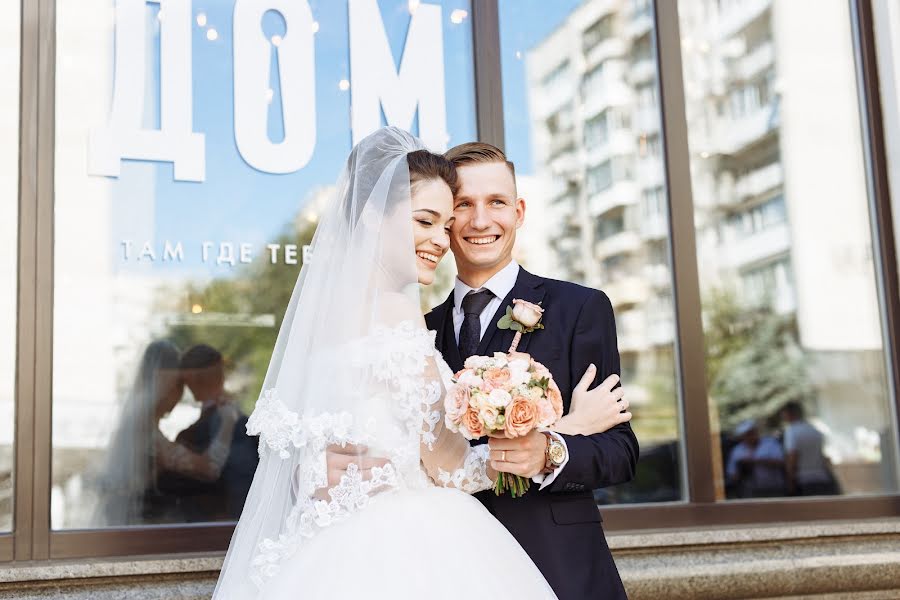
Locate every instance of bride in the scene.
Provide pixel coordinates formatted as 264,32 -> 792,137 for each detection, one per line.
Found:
212,127 -> 631,599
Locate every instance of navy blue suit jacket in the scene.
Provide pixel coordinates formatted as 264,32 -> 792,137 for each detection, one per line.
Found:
425,268 -> 638,600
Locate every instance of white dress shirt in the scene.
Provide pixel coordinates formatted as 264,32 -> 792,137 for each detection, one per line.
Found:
451,260 -> 569,489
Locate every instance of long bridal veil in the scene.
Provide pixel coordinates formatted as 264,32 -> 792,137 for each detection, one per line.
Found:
213,127 -> 433,597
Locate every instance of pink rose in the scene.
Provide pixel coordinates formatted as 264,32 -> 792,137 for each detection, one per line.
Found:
506,396 -> 538,438
512,299 -> 544,328
445,384 -> 470,426
462,406 -> 485,439
537,397 -> 558,427
547,382 -> 563,421
482,368 -> 511,391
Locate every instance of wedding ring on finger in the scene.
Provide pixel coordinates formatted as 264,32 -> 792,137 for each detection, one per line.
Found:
502,450 -> 507,462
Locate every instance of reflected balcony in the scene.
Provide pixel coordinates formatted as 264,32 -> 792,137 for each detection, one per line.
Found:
715,100 -> 779,155
585,37 -> 628,70
732,40 -> 775,82
640,212 -> 668,241
636,158 -> 665,188
642,263 -> 671,289
605,275 -> 650,309
589,180 -> 639,216
586,130 -> 636,167
734,162 -> 783,202
715,0 -> 772,40
721,222 -> 791,270
627,57 -> 657,86
548,128 -> 577,160
625,9 -> 653,39
582,83 -> 632,119
616,309 -> 647,353
634,106 -> 660,135
596,229 -> 641,259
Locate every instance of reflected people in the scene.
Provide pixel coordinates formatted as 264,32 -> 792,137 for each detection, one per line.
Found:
96,340 -> 239,526
726,419 -> 787,498
169,344 -> 258,520
780,401 -> 841,496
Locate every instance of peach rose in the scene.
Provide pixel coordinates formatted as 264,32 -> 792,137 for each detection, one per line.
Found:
512,299 -> 544,328
547,382 -> 564,421
537,398 -> 558,428
482,368 -> 511,390
506,396 -> 538,437
462,405 -> 485,439
445,384 -> 470,426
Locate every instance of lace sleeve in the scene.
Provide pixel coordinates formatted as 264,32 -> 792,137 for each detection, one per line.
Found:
419,354 -> 494,494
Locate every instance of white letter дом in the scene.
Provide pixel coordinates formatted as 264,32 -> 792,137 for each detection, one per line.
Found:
88,0 -> 206,182
348,0 -> 448,151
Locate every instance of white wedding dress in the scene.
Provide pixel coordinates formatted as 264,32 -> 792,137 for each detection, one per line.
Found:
240,322 -> 556,599
212,128 -> 556,599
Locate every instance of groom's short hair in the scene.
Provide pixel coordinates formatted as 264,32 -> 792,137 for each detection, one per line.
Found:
444,142 -> 516,180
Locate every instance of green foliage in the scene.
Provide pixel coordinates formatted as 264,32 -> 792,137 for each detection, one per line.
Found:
164,220 -> 318,414
703,287 -> 812,431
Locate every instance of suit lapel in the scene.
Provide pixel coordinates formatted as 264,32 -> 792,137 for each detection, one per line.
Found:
476,268 -> 546,356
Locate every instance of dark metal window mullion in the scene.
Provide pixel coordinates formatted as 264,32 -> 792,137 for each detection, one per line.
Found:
470,0 -> 505,149
850,0 -> 900,481
653,0 -> 719,504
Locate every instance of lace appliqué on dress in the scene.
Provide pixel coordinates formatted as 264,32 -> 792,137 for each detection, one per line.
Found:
437,444 -> 493,494
246,321 -> 444,587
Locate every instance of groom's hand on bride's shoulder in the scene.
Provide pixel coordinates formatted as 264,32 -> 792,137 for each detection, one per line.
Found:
487,431 -> 547,479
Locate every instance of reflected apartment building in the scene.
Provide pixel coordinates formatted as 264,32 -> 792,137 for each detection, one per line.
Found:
526,0 -> 897,491
525,0 -> 676,448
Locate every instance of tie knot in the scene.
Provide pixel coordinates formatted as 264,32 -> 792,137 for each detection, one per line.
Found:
462,289 -> 494,316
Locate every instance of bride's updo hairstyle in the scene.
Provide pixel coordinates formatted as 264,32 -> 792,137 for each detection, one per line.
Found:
406,149 -> 459,197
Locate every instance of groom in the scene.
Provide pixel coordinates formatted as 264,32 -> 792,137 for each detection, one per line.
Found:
425,143 -> 639,599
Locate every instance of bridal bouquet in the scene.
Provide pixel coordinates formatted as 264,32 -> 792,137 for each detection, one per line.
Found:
444,351 -> 563,497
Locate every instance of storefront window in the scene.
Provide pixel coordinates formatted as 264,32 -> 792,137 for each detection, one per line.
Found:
0,0 -> 19,532
873,0 -> 900,289
499,0 -> 683,504
52,0 -> 475,529
679,0 -> 900,499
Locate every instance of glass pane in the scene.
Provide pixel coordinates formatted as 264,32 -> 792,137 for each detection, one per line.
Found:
499,0 -> 683,504
53,0 -> 476,528
873,1 -> 900,293
0,0 -> 19,531
679,0 -> 900,499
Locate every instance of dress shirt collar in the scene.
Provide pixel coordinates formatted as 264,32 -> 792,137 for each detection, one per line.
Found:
453,260 -> 520,312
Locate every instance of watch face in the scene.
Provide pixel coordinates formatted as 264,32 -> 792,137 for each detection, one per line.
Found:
549,443 -> 566,465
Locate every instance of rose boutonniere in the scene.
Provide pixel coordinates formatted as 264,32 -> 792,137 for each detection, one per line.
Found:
497,299 -> 545,353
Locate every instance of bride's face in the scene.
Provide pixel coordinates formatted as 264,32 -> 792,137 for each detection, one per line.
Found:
411,178 -> 454,286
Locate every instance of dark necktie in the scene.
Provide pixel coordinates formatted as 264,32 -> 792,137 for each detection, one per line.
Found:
459,289 -> 495,362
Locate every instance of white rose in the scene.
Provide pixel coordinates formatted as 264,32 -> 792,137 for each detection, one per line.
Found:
464,355 -> 490,370
457,371 -> 484,388
508,369 -> 531,387
487,388 -> 512,408
491,352 -> 509,367
512,299 -> 544,328
479,406 -> 501,430
528,386 -> 544,401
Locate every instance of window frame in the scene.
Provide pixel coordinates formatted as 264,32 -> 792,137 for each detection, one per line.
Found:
9,0 -> 900,561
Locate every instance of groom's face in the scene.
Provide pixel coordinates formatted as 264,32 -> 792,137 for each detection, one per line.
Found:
450,162 -> 524,277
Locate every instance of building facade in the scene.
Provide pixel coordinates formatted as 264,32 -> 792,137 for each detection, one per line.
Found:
2,0 -> 900,597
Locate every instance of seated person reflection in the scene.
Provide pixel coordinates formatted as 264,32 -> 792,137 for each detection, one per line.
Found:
96,340 -> 238,526
726,419 -> 787,498
170,344 -> 258,520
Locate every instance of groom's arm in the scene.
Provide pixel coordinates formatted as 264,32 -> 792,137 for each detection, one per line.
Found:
548,289 -> 639,493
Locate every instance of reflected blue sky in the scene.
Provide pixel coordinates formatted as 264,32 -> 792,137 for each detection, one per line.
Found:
101,0 -> 584,277
107,0 -> 474,275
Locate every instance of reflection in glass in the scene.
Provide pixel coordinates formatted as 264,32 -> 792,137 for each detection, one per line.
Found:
0,0 -> 19,531
52,0 -> 476,528
679,0 -> 899,498
500,0 -> 683,503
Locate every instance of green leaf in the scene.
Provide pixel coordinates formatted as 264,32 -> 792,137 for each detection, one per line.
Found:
511,322 -> 524,332
497,315 -> 513,329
